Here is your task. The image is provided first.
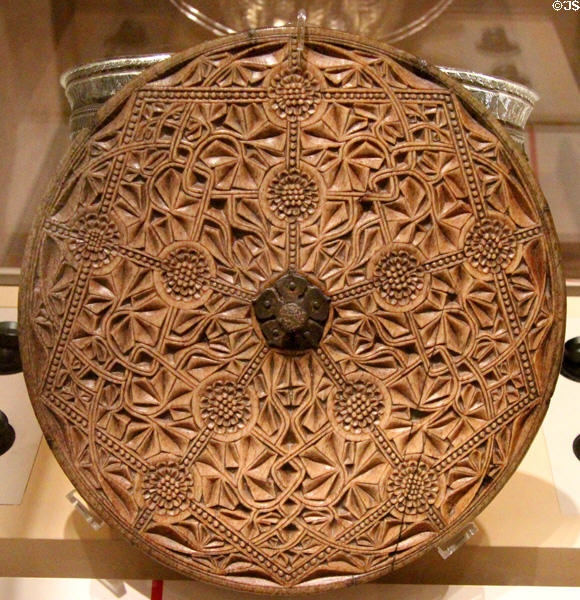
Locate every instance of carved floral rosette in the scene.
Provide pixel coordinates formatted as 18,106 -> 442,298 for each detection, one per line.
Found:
20,28 -> 564,593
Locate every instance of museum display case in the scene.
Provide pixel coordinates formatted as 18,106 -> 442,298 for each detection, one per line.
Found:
1,0 -> 580,595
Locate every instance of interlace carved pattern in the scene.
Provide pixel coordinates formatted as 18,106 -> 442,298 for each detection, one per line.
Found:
20,30 -> 564,593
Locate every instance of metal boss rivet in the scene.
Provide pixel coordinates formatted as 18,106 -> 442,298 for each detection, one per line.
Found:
253,272 -> 330,351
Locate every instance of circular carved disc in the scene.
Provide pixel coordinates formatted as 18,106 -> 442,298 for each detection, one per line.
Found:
20,28 -> 565,593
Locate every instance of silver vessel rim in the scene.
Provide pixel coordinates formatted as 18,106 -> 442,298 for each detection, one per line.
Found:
438,66 -> 539,104
60,54 -> 173,89
60,54 -> 540,106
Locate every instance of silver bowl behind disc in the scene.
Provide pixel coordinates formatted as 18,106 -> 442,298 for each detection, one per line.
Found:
61,54 -> 539,148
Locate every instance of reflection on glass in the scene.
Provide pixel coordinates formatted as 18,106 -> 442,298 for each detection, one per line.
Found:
168,0 -> 455,42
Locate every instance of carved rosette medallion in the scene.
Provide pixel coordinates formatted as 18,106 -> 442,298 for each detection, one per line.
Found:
328,372 -> 390,441
369,243 -> 430,312
268,169 -> 319,221
260,162 -> 325,226
265,61 -> 324,125
141,460 -> 194,517
463,214 -> 520,278
20,28 -> 564,593
386,456 -> 442,518
154,241 -> 215,308
194,374 -> 258,442
68,211 -> 122,270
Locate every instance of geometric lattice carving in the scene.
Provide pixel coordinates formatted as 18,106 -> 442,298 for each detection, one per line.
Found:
20,28 -> 565,593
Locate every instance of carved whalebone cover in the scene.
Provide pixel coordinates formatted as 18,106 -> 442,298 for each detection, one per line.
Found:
20,28 -> 564,593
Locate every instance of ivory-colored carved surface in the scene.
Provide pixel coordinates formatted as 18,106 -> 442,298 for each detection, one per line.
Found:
20,28 -> 565,593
